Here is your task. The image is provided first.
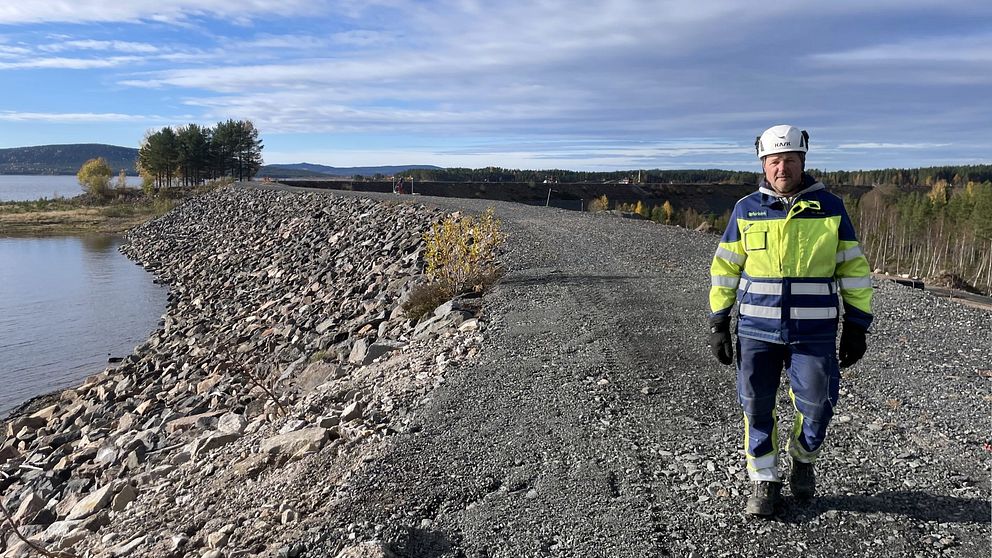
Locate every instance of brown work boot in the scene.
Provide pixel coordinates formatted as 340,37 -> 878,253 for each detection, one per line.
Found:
745,481 -> 782,517
790,460 -> 816,500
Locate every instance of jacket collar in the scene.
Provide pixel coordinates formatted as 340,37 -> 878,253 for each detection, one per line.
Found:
758,174 -> 824,206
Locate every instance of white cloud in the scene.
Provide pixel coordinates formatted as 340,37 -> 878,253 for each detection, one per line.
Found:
0,56 -> 141,70
837,142 -> 951,149
39,40 -> 160,54
330,30 -> 395,47
1,1 -> 989,169
0,111 -> 148,122
0,0 -> 328,24
0,45 -> 30,57
810,34 -> 992,64
233,34 -> 330,50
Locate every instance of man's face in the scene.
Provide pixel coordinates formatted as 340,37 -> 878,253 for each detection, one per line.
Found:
762,152 -> 804,194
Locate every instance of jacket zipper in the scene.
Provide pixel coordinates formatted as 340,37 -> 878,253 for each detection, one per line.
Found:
779,200 -> 809,275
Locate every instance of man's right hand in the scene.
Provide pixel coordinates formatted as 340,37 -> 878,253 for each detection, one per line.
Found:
709,317 -> 734,365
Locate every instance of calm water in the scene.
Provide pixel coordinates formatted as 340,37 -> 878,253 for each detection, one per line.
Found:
0,175 -> 143,202
0,236 -> 167,415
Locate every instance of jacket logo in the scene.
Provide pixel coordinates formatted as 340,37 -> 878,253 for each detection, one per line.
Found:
747,210 -> 767,217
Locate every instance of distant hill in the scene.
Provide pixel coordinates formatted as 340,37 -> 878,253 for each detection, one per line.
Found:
258,162 -> 442,178
0,144 -> 139,175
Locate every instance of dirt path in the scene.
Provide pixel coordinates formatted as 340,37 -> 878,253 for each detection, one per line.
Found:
262,184 -> 991,558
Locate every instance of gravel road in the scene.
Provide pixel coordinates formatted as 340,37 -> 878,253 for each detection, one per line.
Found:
265,185 -> 991,558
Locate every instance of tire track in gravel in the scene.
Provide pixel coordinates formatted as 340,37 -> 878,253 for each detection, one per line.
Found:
259,184 -> 990,558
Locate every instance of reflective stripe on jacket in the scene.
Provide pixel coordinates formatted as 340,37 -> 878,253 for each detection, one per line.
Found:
709,175 -> 873,344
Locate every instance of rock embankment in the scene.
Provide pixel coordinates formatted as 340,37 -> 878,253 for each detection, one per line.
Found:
0,187 -> 480,557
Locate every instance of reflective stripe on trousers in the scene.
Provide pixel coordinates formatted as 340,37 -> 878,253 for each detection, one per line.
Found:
736,336 -> 840,480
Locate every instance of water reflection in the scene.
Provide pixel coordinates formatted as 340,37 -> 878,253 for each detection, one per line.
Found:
0,235 -> 167,415
80,234 -> 116,252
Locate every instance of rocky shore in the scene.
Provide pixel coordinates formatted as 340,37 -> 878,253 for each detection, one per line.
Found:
1,186 -> 480,557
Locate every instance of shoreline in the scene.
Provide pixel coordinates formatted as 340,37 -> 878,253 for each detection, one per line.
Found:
0,203 -> 168,236
0,184 -> 480,557
0,179 -> 229,236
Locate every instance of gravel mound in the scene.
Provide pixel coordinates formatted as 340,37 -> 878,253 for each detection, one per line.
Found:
0,186 -> 485,557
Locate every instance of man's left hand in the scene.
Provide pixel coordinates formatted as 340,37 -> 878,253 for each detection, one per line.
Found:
839,322 -> 867,368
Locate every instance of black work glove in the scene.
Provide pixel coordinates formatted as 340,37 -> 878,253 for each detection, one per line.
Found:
838,322 -> 867,368
709,317 -> 734,365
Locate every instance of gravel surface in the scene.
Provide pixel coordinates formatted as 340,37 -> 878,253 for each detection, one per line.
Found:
6,182 -> 984,558
266,185 -> 991,558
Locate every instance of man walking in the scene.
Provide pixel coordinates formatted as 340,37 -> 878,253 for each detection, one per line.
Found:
708,125 -> 873,516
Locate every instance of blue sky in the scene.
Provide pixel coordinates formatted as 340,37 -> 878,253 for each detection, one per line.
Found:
0,1 -> 989,171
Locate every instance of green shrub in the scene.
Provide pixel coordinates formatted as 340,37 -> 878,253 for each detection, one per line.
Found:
151,197 -> 175,215
100,205 -> 136,218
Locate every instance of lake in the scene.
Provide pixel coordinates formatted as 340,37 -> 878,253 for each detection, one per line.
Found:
0,235 -> 168,416
0,174 -> 143,202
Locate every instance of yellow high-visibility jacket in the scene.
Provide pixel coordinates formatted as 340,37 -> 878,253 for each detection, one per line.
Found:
709,176 -> 872,344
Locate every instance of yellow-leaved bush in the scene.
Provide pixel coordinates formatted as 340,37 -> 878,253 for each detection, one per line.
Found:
404,207 -> 507,319
424,207 -> 507,297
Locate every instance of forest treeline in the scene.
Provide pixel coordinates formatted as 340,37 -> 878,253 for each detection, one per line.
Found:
401,164 -> 992,187
584,180 -> 992,295
138,119 -> 263,189
0,144 -> 138,175
848,181 -> 992,294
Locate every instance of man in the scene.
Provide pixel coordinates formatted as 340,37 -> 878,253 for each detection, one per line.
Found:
708,125 -> 873,516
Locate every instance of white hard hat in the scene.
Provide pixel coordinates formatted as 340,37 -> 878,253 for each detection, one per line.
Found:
755,125 -> 809,159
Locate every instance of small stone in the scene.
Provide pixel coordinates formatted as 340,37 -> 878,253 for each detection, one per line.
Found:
362,340 -> 407,364
67,484 -> 115,520
171,534 -> 189,551
279,419 -> 308,434
217,413 -> 248,435
44,519 -> 85,540
335,542 -> 398,558
340,400 -> 364,422
55,529 -> 88,550
95,443 -> 120,466
348,339 -> 369,364
135,399 -> 156,415
191,432 -> 241,457
281,509 -> 299,524
12,491 -> 46,525
207,530 -> 230,549
109,535 -> 145,556
260,427 -> 330,458
112,484 -> 138,512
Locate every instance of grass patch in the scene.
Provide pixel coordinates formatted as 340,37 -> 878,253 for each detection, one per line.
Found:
0,197 -> 79,214
308,350 -> 330,364
99,204 -> 138,218
401,282 -> 451,321
0,182 -> 220,235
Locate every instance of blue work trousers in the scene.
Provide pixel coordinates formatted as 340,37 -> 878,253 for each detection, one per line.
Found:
736,336 -> 840,481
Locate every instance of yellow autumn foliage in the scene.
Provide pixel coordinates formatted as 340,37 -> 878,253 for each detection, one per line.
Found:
423,207 -> 507,298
